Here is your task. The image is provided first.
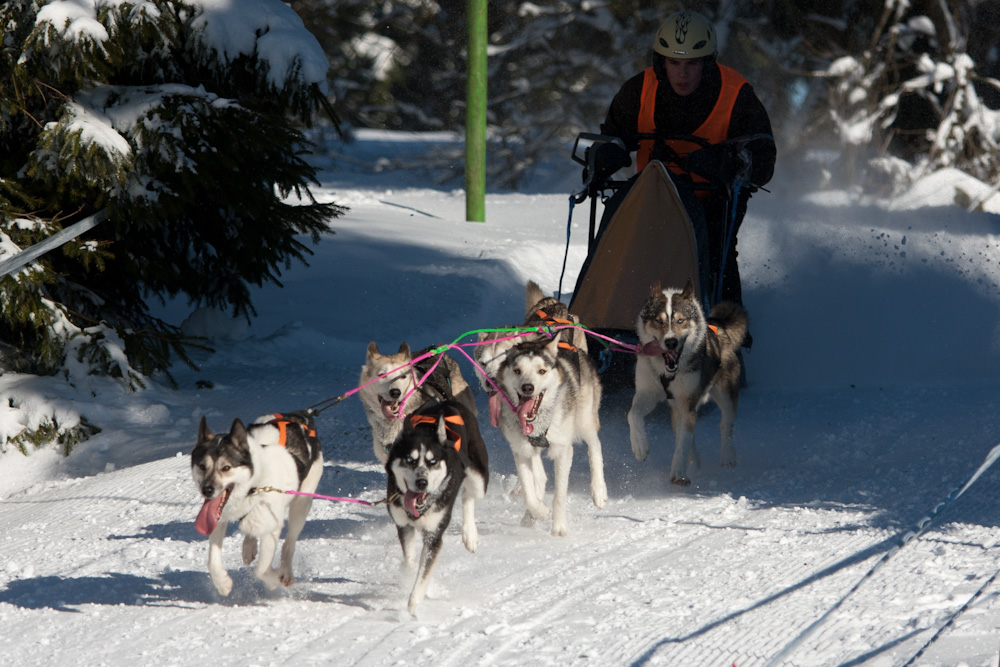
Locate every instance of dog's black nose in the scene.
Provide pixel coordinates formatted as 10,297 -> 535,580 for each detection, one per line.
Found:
415,478 -> 428,490
663,339 -> 678,350
389,388 -> 401,400
201,483 -> 214,497
521,383 -> 534,394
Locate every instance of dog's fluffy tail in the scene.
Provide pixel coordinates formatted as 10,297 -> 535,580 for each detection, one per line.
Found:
708,301 -> 749,352
525,280 -> 545,311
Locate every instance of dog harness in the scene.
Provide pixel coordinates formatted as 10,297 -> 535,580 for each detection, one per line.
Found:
266,413 -> 317,446
532,309 -> 582,352
529,433 -> 549,449
533,308 -> 573,329
409,411 -> 465,452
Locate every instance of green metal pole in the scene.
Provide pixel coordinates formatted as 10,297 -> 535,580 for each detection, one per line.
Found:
465,0 -> 487,222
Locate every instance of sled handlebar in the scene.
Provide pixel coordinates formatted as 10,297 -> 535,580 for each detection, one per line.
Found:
571,134 -> 631,203
571,133 -> 627,166
570,132 -> 774,202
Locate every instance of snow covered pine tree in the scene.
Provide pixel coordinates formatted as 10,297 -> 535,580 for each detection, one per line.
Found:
0,0 -> 343,451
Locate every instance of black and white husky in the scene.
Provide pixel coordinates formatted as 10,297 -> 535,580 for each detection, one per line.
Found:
360,341 -> 477,464
386,400 -> 488,616
496,331 -> 608,537
191,412 -> 323,596
628,280 -> 748,486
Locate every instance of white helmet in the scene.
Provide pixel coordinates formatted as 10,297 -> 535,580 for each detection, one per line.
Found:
653,10 -> 717,59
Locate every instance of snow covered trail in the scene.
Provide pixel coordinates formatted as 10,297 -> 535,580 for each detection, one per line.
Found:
3,377 -> 1000,666
3,136 -> 1000,665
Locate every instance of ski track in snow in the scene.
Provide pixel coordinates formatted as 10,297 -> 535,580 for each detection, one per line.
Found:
3,381 -> 1000,666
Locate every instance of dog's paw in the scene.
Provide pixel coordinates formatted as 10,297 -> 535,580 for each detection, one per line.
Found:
279,567 -> 295,587
669,474 -> 692,487
212,574 -> 234,596
462,525 -> 479,553
520,510 -> 536,528
591,481 -> 608,509
259,569 -> 282,591
630,437 -> 650,462
527,501 -> 551,522
241,536 -> 258,565
551,521 -> 568,537
720,444 -> 737,468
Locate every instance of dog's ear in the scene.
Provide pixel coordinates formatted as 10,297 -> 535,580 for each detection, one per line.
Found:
198,416 -> 213,443
650,280 -> 662,296
681,279 -> 695,299
436,415 -> 449,447
367,340 -> 380,360
228,418 -> 249,447
402,413 -> 416,433
545,335 -> 561,357
398,341 -> 411,357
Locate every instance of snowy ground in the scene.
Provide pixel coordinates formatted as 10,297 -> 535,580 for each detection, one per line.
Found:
2,131 -> 1000,666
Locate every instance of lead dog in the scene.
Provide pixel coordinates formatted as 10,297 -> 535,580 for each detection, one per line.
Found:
360,341 -> 477,464
628,280 -> 748,486
191,411 -> 323,595
386,400 -> 489,615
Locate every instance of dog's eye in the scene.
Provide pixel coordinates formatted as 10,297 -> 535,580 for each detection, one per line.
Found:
513,368 -> 522,376
675,317 -> 685,324
538,369 -> 547,375
426,457 -> 437,466
220,465 -> 231,472
198,463 -> 207,471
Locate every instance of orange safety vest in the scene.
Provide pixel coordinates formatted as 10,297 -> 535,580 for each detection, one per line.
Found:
636,64 -> 748,194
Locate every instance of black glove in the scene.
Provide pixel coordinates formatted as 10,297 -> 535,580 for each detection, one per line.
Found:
583,141 -> 631,187
685,143 -> 747,184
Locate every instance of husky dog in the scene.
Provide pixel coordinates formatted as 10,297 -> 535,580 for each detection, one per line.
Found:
522,280 -> 589,354
475,280 -> 588,428
496,333 -> 608,536
628,280 -> 749,486
360,341 -> 476,464
386,400 -> 489,615
191,411 -> 324,596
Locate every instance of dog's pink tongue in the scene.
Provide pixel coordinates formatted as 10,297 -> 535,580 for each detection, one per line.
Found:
381,400 -> 399,421
516,397 -> 536,435
488,392 -> 502,428
195,495 -> 224,536
404,490 -> 422,518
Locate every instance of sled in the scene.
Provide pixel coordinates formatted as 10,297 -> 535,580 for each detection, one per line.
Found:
564,132 -> 762,381
568,148 -> 710,331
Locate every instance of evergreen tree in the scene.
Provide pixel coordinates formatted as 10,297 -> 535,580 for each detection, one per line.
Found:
0,0 -> 345,390
759,0 -> 1000,195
